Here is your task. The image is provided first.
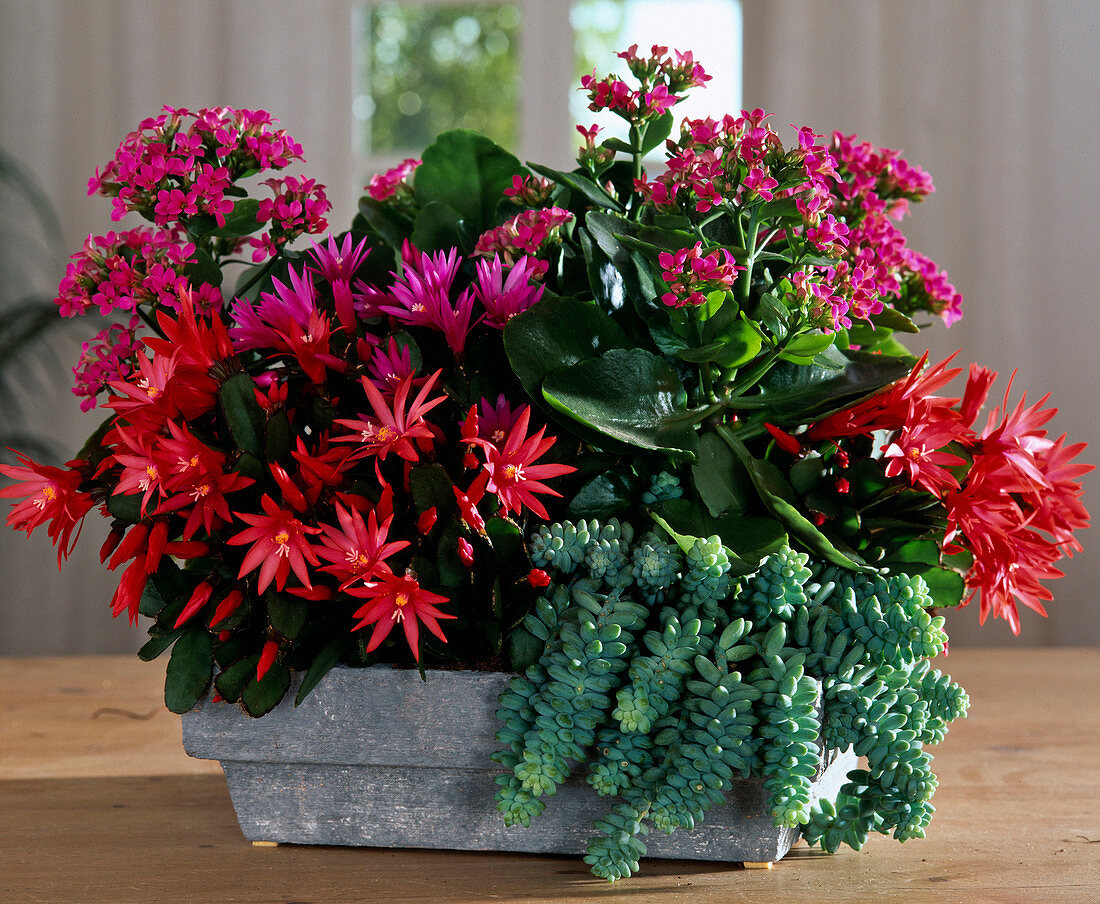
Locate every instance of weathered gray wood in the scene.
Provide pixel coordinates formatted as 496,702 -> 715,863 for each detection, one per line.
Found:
182,665 -> 855,862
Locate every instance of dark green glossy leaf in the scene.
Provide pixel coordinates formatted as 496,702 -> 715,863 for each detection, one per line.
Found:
486,515 -> 523,566
106,491 -> 144,525
187,199 -> 263,238
164,629 -> 213,714
747,350 -> 911,422
357,196 -> 414,251
567,470 -> 637,520
183,246 -> 222,288
219,372 -> 265,458
650,499 -> 785,573
691,432 -> 748,517
504,295 -> 631,400
215,655 -> 260,703
410,200 -> 465,253
870,307 -> 921,333
508,626 -> 546,672
265,410 -> 291,464
409,463 -> 458,515
526,162 -> 623,212
414,130 -> 524,234
295,637 -> 352,706
721,430 -> 871,571
139,559 -> 189,618
585,211 -> 659,302
138,629 -> 183,662
639,111 -> 675,155
542,348 -> 699,456
267,590 -> 308,641
242,662 -> 292,717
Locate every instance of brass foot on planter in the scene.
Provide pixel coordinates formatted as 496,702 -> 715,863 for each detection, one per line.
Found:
251,840 -> 279,847
743,861 -> 774,870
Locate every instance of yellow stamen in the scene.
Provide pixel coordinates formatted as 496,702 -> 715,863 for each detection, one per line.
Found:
394,592 -> 410,608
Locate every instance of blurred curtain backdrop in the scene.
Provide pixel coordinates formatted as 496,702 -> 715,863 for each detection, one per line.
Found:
0,0 -> 1095,654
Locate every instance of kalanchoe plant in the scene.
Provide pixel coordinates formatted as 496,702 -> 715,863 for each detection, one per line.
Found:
0,45 -> 1090,880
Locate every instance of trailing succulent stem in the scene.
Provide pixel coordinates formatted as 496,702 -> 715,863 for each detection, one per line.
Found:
493,518 -> 969,881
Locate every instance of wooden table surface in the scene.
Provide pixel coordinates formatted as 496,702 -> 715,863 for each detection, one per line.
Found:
1,650 -> 1097,904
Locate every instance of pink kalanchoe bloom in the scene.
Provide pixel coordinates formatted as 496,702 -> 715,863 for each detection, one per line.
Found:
347,571 -> 455,661
471,406 -> 576,520
228,494 -> 322,593
367,158 -> 420,201
333,369 -> 447,462
473,254 -> 546,329
658,242 -> 740,308
474,208 -> 572,268
315,501 -> 410,589
0,453 -> 93,565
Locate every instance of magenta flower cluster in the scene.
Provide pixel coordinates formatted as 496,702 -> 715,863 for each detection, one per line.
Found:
71,317 -> 144,411
658,242 -> 740,308
580,45 -> 711,123
367,158 -> 420,202
55,227 -> 222,320
474,207 -> 573,270
88,105 -> 330,265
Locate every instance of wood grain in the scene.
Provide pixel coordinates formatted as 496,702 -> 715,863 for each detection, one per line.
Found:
1,650 -> 1098,903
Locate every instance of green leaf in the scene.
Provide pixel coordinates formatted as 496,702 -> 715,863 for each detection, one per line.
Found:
485,515 -> 523,566
242,662 -> 291,717
139,559 -> 189,617
409,464 -> 458,515
526,162 -> 623,212
721,430 -> 871,572
542,348 -> 699,456
436,519 -> 468,587
639,112 -> 675,155
219,372 -> 265,458
187,199 -> 263,238
295,636 -> 352,706
508,626 -> 546,672
691,432 -> 747,517
504,295 -> 631,401
870,307 -> 921,333
410,200 -> 465,253
183,246 -> 223,288
106,491 -> 144,525
164,629 -> 214,714
266,590 -> 308,641
585,211 -> 659,302
357,196 -> 414,251
650,498 -> 784,572
414,130 -> 525,234
214,655 -> 260,703
747,350 -> 911,422
138,629 -> 183,662
779,331 -> 837,363
567,470 -> 637,520
265,410 -> 291,464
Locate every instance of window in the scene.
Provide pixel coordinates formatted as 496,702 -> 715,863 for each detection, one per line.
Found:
353,0 -> 741,178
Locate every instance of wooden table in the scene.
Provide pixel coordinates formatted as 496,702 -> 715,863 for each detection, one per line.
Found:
1,651 -> 1097,904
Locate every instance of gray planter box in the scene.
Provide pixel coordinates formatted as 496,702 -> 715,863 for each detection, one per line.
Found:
182,665 -> 855,865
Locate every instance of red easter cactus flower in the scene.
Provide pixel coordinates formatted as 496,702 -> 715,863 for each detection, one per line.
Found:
347,572 -> 455,661
0,454 -> 93,565
333,370 -> 447,462
228,494 -> 321,593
